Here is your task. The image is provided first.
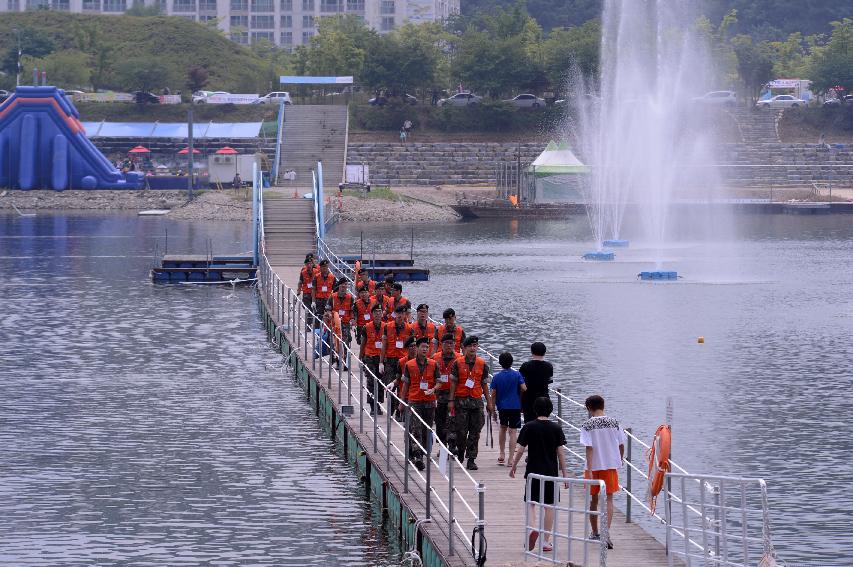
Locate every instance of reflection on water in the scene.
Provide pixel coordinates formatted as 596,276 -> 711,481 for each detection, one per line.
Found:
329,214 -> 853,564
0,213 -> 400,566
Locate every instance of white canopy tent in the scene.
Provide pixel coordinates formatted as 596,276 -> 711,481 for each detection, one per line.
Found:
527,141 -> 589,203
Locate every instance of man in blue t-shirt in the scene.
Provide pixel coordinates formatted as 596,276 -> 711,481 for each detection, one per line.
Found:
488,351 -> 527,465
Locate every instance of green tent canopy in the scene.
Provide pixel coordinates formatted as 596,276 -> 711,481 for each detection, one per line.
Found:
528,141 -> 590,176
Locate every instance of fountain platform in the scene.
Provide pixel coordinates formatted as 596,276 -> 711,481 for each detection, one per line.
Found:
583,251 -> 615,261
603,239 -> 630,247
639,270 -> 678,281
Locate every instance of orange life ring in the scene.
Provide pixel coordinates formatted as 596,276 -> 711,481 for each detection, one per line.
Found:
646,424 -> 671,514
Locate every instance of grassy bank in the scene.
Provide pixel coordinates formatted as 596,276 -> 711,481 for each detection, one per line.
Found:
0,13 -> 274,93
779,106 -> 853,143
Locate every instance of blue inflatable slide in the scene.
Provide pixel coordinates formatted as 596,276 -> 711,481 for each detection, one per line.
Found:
0,86 -> 144,190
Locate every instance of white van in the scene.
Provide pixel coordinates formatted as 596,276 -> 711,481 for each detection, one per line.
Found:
256,92 -> 293,104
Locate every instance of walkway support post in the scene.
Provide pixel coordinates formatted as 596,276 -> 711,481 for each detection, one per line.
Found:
626,427 -> 632,523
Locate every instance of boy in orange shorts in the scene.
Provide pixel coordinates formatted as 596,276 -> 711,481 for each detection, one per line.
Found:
580,395 -> 625,549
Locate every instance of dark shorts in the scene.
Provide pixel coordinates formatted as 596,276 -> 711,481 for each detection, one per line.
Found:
498,409 -> 522,429
524,477 -> 557,505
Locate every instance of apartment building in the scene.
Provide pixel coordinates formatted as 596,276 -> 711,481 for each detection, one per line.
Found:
1,0 -> 459,49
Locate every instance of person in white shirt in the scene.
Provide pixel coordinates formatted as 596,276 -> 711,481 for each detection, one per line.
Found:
579,395 -> 626,549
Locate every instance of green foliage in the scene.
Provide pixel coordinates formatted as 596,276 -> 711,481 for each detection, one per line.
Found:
114,56 -> 180,93
542,20 -> 600,94
808,19 -> 853,94
0,12 -> 273,93
730,35 -> 774,103
22,49 -> 91,89
294,15 -> 374,78
704,0 -> 853,39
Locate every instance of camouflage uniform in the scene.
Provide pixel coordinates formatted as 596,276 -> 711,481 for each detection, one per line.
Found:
407,402 -> 435,461
453,397 -> 486,461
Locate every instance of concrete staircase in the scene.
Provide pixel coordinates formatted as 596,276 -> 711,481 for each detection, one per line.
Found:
279,105 -> 348,190
725,107 -> 782,143
262,197 -> 316,267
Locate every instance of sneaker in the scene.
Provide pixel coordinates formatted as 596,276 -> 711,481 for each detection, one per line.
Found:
606,538 -> 614,550
542,543 -> 553,552
466,459 -> 478,470
589,533 -> 600,542
414,459 -> 425,471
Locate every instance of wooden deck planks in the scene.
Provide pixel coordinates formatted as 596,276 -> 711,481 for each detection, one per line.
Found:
267,261 -> 672,567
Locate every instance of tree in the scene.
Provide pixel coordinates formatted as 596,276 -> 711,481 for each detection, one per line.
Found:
542,20 -> 600,92
730,35 -> 774,104
299,15 -> 375,78
71,22 -> 115,92
114,57 -> 179,92
187,66 -> 209,92
1,27 -> 55,79
22,49 -> 91,89
808,19 -> 853,95
452,30 -> 539,97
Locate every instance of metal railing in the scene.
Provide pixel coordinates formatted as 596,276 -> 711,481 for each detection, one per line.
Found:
665,473 -> 779,567
263,164 -> 784,565
257,176 -> 486,563
524,474 -> 609,566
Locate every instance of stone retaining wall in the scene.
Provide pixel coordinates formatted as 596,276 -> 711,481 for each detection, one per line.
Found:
348,142 -> 853,187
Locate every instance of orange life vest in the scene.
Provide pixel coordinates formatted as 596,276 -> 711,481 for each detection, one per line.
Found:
413,321 -> 437,355
405,357 -> 438,403
331,292 -> 354,324
356,279 -> 376,294
385,321 -> 414,358
453,356 -> 486,399
300,266 -> 318,295
438,324 -> 464,352
362,321 -> 385,357
432,352 -> 456,392
354,298 -> 376,328
313,271 -> 335,299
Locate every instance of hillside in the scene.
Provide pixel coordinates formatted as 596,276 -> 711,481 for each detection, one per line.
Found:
0,13 -> 275,94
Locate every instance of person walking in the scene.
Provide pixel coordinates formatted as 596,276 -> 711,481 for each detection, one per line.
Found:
353,286 -> 376,346
520,342 -> 553,423
296,254 -> 318,329
359,303 -> 386,415
311,260 -> 335,329
355,268 -> 376,295
330,278 -> 354,347
389,282 -> 410,314
432,333 -> 458,447
382,305 -> 414,415
580,395 -> 625,550
509,396 -> 568,553
438,308 -> 466,353
448,335 -> 489,470
489,352 -> 527,465
400,337 -> 438,471
412,303 -> 438,355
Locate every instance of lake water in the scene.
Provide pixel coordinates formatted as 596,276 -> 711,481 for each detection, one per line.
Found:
0,213 -> 400,566
329,212 -> 853,565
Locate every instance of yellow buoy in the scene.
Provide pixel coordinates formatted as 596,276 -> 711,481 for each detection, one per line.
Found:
697,336 -> 705,344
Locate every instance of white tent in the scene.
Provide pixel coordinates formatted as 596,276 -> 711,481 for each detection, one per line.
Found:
527,141 -> 589,203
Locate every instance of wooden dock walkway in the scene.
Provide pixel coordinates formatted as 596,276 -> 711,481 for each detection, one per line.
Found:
258,190 -> 671,566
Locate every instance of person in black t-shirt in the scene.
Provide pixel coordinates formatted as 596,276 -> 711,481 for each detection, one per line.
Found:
519,342 -> 554,423
509,396 -> 568,553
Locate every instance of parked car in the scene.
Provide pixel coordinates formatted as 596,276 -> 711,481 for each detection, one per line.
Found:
255,91 -> 292,104
0,90 -> 10,103
368,93 -> 418,106
693,90 -> 736,106
134,91 -> 160,104
437,92 -> 483,107
503,93 -> 545,108
823,95 -> 853,107
192,90 -> 229,104
757,94 -> 805,109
